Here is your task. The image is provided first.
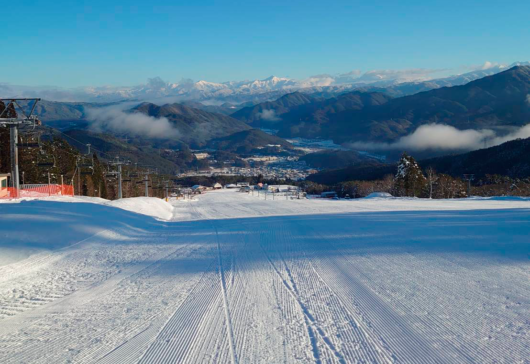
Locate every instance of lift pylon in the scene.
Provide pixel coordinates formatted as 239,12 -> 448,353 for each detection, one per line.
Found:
0,98 -> 41,196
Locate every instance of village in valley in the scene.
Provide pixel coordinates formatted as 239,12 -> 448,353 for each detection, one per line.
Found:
178,154 -> 317,181
184,181 -> 305,199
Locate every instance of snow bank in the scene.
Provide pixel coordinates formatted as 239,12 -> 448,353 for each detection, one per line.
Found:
0,195 -> 109,204
1,195 -> 174,221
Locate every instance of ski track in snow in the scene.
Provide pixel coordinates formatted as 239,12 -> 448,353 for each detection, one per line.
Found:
0,190 -> 530,363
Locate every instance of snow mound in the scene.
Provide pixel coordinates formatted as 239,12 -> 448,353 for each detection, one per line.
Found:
1,196 -> 174,221
0,195 -> 109,204
365,192 -> 393,199
107,197 -> 174,221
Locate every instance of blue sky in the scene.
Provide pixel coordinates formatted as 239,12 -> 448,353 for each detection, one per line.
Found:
3,0 -> 530,87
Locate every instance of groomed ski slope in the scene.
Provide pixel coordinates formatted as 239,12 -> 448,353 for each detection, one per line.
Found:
0,190 -> 529,363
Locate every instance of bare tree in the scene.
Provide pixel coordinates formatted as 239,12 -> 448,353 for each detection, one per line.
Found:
426,167 -> 438,199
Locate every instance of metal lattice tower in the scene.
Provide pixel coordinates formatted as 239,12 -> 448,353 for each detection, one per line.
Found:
0,98 -> 41,197
463,174 -> 475,198
109,156 -> 130,199
141,171 -> 152,197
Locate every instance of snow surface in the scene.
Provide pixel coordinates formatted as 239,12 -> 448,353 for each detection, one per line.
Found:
1,189 -> 530,363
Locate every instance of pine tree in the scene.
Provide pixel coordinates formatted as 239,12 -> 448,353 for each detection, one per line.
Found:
393,153 -> 427,197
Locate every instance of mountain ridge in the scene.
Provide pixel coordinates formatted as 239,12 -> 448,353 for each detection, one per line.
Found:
132,102 -> 251,146
239,66 -> 530,145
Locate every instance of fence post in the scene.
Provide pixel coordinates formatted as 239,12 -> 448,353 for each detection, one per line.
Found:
48,172 -> 51,196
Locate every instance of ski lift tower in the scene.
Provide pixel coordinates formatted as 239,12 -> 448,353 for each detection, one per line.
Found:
463,174 -> 475,198
0,98 -> 41,197
109,156 -> 130,199
141,170 -> 152,197
162,179 -> 171,201
137,164 -> 155,197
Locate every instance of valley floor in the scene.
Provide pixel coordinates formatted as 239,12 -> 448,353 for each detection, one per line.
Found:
0,190 -> 529,363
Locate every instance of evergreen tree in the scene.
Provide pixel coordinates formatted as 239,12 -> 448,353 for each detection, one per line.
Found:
393,153 -> 427,197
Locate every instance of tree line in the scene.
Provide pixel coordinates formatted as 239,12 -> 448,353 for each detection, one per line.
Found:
300,153 -> 530,198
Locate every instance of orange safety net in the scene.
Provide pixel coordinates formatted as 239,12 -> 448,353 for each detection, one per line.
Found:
0,185 -> 74,199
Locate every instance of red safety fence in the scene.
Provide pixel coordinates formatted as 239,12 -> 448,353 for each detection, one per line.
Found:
0,184 -> 74,199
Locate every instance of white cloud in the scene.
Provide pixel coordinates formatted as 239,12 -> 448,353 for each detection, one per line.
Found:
349,123 -> 530,152
257,109 -> 280,122
480,61 -> 496,70
298,75 -> 335,88
332,70 -> 362,84
473,61 -> 504,71
86,105 -> 180,139
488,124 -> 530,146
354,68 -> 446,84
460,61 -> 510,73
147,77 -> 167,89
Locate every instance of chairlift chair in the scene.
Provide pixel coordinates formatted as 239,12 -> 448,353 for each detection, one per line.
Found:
79,154 -> 94,168
19,141 -> 40,148
105,170 -> 117,178
37,161 -> 54,167
18,133 -> 41,148
79,157 -> 94,176
37,152 -> 56,168
80,166 -> 94,176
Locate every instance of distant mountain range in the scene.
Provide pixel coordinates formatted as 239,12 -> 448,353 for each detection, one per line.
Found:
12,64 -> 530,169
332,65 -> 530,143
233,66 -> 530,145
3,62 -> 528,104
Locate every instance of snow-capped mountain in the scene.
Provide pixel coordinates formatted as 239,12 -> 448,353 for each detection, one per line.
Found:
61,76 -> 302,102
2,61 -> 528,103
